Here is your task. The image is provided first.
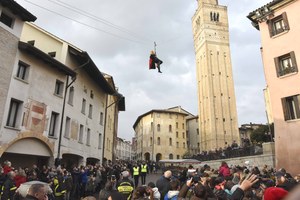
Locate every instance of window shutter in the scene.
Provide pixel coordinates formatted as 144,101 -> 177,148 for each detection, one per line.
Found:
281,98 -> 289,120
282,12 -> 290,30
290,51 -> 298,72
274,57 -> 280,77
295,95 -> 300,119
267,20 -> 274,37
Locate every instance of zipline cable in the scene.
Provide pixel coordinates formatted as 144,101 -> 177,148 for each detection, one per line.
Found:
23,0 -> 151,45
49,0 -> 153,43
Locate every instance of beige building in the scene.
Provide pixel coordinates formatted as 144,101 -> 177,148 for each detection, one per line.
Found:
133,106 -> 193,161
103,74 -> 125,163
116,137 -> 132,161
263,86 -> 274,124
0,1 -> 124,168
192,0 -> 240,151
186,116 -> 200,155
248,0 -> 300,175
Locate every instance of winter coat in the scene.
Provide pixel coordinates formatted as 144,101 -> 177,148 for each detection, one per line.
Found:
14,175 -> 27,188
156,176 -> 171,200
164,190 -> 179,200
219,165 -> 231,177
152,187 -> 161,200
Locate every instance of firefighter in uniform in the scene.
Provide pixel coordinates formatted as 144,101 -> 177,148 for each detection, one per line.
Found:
140,162 -> 148,185
117,171 -> 134,200
1,171 -> 17,200
132,164 -> 140,188
52,170 -> 66,200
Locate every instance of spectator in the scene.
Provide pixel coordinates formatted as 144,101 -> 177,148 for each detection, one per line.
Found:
132,185 -> 154,200
163,179 -> 180,200
1,171 -> 17,200
156,170 -> 172,200
116,170 -> 134,200
14,168 -> 27,188
63,170 -> 72,200
148,182 -> 161,200
86,175 -> 96,197
219,161 -> 231,178
99,180 -> 113,200
25,183 -> 49,200
275,171 -> 297,192
263,187 -> 288,200
3,161 -> 12,175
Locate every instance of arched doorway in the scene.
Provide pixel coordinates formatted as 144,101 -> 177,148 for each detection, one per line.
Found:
1,138 -> 52,169
144,152 -> 150,161
156,153 -> 162,162
169,154 -> 173,159
62,153 -> 83,169
86,157 -> 100,166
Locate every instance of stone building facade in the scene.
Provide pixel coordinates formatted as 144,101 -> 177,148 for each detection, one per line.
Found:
0,0 -> 36,141
192,0 -> 240,151
116,137 -> 131,161
133,106 -> 194,161
186,116 -> 200,155
0,2 -> 124,168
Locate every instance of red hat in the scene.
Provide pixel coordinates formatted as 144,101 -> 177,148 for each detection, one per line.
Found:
264,187 -> 288,200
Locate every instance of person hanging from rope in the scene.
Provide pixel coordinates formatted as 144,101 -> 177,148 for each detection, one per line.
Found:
149,50 -> 163,73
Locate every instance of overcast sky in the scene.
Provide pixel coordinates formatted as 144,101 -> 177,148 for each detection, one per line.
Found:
16,0 -> 271,141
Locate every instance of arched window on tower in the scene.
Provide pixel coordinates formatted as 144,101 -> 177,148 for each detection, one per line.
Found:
210,12 -> 220,22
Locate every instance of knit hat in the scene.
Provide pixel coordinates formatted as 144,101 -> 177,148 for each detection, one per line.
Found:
263,187 -> 288,200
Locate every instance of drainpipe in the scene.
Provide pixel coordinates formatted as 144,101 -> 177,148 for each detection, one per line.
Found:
56,59 -> 89,166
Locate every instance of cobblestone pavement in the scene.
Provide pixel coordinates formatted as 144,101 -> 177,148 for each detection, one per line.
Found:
136,171 -> 163,186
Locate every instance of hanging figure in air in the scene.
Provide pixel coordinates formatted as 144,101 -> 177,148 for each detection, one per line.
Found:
149,50 -> 163,73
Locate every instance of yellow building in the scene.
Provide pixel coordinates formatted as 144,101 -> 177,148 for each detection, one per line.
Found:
103,74 -> 125,163
192,0 -> 240,151
133,106 -> 193,161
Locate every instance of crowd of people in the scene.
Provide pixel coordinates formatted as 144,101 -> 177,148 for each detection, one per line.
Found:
1,159 -> 300,200
188,140 -> 262,161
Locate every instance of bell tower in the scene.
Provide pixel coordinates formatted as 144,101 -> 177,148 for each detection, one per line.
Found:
197,0 -> 218,5
192,1 -> 240,151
